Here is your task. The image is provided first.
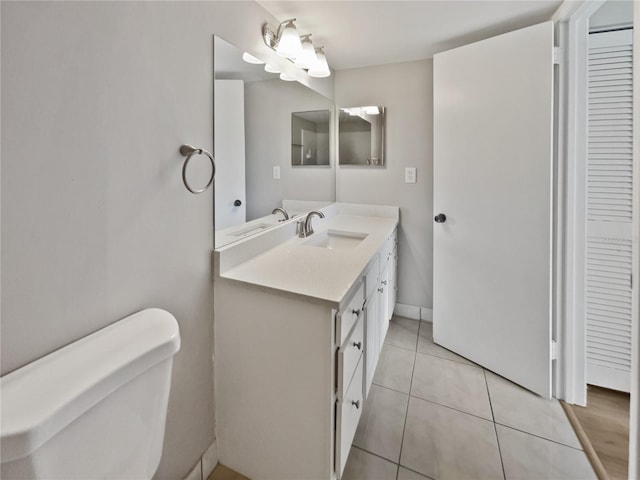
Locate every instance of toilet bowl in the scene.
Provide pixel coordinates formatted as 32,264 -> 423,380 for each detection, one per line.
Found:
0,308 -> 181,480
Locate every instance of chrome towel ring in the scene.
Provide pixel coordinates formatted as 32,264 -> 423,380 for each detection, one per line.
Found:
179,144 -> 215,194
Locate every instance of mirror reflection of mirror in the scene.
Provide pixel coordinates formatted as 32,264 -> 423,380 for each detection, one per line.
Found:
213,36 -> 335,249
338,106 -> 385,166
291,110 -> 330,166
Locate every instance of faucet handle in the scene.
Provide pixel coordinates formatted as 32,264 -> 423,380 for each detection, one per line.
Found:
296,219 -> 307,238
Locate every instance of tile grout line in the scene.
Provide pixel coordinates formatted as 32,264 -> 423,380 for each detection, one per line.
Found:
374,380 -> 497,424
351,445 -> 437,480
350,445 -> 399,468
494,421 -> 587,452
398,465 -> 438,480
484,368 -> 507,480
395,325 -> 420,480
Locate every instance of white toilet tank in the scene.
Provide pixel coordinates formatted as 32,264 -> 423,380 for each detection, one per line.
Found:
0,308 -> 181,480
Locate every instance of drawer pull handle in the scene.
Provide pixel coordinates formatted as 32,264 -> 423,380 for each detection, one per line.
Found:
352,309 -> 361,318
381,280 -> 387,285
352,400 -> 360,409
353,341 -> 362,350
378,287 -> 384,293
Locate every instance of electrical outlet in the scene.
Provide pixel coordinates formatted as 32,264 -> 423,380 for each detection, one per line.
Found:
405,167 -> 417,184
273,166 -> 281,180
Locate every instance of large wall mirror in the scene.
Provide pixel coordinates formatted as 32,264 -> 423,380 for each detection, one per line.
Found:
338,106 -> 386,166
213,36 -> 335,248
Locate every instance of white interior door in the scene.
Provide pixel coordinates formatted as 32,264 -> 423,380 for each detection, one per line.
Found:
214,79 -> 246,230
585,29 -> 635,393
433,21 -> 554,397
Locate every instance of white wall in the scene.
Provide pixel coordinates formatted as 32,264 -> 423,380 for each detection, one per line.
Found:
335,60 -> 433,309
0,2 -> 333,479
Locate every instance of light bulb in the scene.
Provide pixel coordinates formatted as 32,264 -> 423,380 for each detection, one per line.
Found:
264,63 -> 280,74
276,20 -> 302,59
242,52 -> 264,64
295,35 -> 317,69
308,48 -> 331,78
279,72 -> 296,81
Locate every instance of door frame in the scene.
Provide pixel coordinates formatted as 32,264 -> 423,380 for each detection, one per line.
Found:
553,0 -> 639,477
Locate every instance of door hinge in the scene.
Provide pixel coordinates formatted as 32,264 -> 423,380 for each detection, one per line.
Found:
551,340 -> 559,360
553,46 -> 562,65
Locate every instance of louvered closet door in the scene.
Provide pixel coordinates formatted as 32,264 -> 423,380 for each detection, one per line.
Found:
586,29 -> 635,393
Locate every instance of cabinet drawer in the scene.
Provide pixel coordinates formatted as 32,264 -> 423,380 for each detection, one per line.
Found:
337,314 -> 364,398
335,356 -> 364,479
336,283 -> 364,345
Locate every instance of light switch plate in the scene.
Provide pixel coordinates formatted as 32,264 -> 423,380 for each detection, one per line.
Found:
273,166 -> 281,180
405,167 -> 417,184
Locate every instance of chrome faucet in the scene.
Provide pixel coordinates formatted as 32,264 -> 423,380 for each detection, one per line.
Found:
272,207 -> 289,221
298,210 -> 325,237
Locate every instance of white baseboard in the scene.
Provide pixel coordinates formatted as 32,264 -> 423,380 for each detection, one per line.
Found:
202,440 -> 218,480
184,440 -> 218,480
394,303 -> 421,320
394,303 -> 433,322
184,461 -> 201,480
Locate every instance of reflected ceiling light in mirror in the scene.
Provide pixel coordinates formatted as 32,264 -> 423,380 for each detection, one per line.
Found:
263,20 -> 331,78
265,63 -> 280,74
307,47 -> 330,78
242,52 -> 264,64
279,72 -> 296,81
295,35 -> 317,69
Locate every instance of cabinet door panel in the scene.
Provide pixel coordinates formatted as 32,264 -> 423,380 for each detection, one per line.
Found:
364,296 -> 379,398
336,358 -> 364,478
337,315 -> 364,398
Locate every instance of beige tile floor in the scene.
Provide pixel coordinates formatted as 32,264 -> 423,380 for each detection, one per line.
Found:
345,316 -> 597,480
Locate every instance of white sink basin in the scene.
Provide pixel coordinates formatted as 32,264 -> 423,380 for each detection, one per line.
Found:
303,229 -> 368,250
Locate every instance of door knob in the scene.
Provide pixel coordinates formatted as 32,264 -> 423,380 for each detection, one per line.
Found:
234,199 -> 242,207
434,213 -> 446,223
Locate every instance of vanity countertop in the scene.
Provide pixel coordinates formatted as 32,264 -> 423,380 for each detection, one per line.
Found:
216,207 -> 398,307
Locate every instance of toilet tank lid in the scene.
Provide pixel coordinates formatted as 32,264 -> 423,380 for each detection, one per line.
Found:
0,308 -> 181,462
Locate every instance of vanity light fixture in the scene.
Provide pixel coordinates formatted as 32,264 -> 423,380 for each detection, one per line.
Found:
242,52 -> 264,64
295,35 -> 318,69
342,106 -> 380,116
264,63 -> 281,74
307,47 -> 331,78
263,20 -> 331,78
274,19 -> 303,59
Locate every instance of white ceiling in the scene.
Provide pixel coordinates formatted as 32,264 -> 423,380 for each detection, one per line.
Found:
258,0 -> 565,70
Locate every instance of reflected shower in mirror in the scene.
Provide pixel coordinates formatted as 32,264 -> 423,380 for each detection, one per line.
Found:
291,110 -> 330,166
213,36 -> 335,248
338,106 -> 385,166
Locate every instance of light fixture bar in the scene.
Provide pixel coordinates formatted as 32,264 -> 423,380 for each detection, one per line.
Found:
262,20 -> 331,79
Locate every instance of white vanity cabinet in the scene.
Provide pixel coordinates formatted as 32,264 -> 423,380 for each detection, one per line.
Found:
364,229 -> 398,397
214,205 -> 398,480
